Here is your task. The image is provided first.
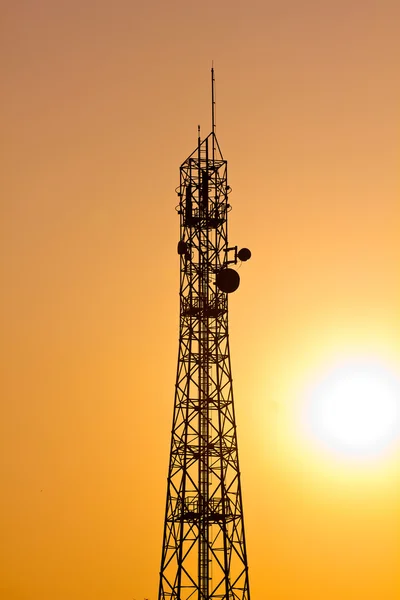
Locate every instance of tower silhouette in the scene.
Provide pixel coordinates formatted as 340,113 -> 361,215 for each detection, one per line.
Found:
158,69 -> 251,600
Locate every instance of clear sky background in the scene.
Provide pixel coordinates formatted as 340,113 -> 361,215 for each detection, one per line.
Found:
1,1 -> 399,598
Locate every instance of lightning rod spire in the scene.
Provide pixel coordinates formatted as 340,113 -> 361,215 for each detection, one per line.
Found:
211,65 -> 216,136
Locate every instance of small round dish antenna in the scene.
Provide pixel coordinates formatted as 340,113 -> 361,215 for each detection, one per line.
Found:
237,248 -> 251,262
216,268 -> 240,293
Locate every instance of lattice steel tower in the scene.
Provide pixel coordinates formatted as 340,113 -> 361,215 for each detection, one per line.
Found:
158,70 -> 251,600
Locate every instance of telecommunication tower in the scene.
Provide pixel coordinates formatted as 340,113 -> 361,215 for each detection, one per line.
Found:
158,69 -> 251,600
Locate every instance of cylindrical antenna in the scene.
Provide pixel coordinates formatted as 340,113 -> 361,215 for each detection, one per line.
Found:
211,65 -> 216,164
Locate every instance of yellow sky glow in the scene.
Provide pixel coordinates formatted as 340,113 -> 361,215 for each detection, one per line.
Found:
2,1 -> 400,599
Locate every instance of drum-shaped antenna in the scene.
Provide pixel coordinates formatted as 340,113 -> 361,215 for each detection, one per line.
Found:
216,268 -> 240,293
177,240 -> 188,255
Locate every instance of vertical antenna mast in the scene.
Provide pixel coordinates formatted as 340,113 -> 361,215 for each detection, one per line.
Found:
211,66 -> 216,135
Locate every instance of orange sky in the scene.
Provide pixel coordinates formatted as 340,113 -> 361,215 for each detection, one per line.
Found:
2,1 -> 400,599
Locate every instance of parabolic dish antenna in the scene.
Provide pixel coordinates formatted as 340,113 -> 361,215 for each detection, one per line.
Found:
237,248 -> 251,262
216,268 -> 240,293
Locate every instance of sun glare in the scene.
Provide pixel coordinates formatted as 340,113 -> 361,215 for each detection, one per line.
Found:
303,360 -> 400,459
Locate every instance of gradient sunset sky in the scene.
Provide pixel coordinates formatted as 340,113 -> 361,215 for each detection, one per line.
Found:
2,1 -> 400,599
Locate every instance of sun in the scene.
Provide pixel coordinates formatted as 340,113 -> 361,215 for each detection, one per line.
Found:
303,359 -> 400,459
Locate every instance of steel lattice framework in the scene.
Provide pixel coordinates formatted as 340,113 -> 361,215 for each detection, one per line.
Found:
158,71 -> 251,600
